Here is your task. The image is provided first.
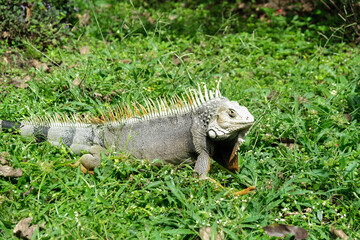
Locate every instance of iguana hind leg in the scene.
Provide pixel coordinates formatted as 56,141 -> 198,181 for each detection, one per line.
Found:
69,145 -> 106,175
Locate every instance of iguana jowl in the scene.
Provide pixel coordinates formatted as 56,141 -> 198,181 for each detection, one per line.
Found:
0,85 -> 254,181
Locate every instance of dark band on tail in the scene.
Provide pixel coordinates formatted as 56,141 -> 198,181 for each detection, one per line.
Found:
34,126 -> 50,142
61,127 -> 76,147
1,120 -> 21,132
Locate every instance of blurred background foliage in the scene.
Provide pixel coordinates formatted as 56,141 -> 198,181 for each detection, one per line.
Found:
0,0 -> 359,49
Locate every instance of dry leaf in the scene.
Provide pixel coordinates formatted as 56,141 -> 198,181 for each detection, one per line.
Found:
199,227 -> 224,240
104,95 -> 112,102
31,60 -> 49,72
101,4 -> 112,8
303,208 -> 312,214
0,165 -> 23,177
72,76 -> 82,87
2,56 -> 9,64
119,59 -> 132,64
172,55 -> 181,65
94,92 -> 102,98
237,2 -> 246,9
267,90 -> 279,101
280,138 -> 296,150
302,3 -> 314,12
148,16 -> 155,24
297,96 -> 308,104
263,224 -> 308,240
9,76 -> 30,89
13,217 -> 38,240
0,152 -> 10,165
20,186 -> 35,197
283,143 -> 296,150
25,6 -> 32,22
331,225 -> 349,240
68,64 -> 79,69
168,15 -> 177,20
342,113 -> 352,123
78,11 -> 90,26
0,195 -> 6,205
79,46 -> 90,55
2,31 -> 10,38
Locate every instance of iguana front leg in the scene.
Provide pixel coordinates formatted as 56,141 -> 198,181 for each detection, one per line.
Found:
194,151 -> 231,189
194,151 -> 212,179
194,150 -> 255,196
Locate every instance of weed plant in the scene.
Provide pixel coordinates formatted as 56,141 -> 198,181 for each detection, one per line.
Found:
0,1 -> 359,239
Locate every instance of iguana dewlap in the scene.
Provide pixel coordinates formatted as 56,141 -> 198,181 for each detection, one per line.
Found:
0,85 -> 254,179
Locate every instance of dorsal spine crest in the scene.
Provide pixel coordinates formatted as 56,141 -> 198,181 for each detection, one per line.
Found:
23,84 -> 223,126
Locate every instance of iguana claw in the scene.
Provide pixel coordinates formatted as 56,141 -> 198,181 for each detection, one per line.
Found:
205,177 -> 255,195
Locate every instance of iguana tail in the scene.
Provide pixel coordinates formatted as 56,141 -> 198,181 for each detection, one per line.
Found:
0,120 -> 21,132
0,119 -> 105,154
1,119 -> 51,142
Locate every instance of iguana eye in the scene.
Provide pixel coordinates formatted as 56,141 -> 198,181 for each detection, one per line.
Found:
228,109 -> 236,118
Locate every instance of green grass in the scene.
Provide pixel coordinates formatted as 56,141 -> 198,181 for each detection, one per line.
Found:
1,1 -> 359,239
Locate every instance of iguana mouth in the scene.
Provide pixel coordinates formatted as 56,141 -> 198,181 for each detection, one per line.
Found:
239,122 -> 254,129
230,121 -> 254,130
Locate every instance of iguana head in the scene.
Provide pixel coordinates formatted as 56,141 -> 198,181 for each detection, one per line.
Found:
207,99 -> 254,173
207,100 -> 254,141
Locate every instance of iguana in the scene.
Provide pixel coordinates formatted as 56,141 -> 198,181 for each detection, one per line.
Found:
0,85 -> 255,194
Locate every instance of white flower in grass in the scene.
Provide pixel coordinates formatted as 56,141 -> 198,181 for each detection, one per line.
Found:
74,211 -> 80,225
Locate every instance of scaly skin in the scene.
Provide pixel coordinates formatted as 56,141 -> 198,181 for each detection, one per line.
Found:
1,90 -> 255,194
